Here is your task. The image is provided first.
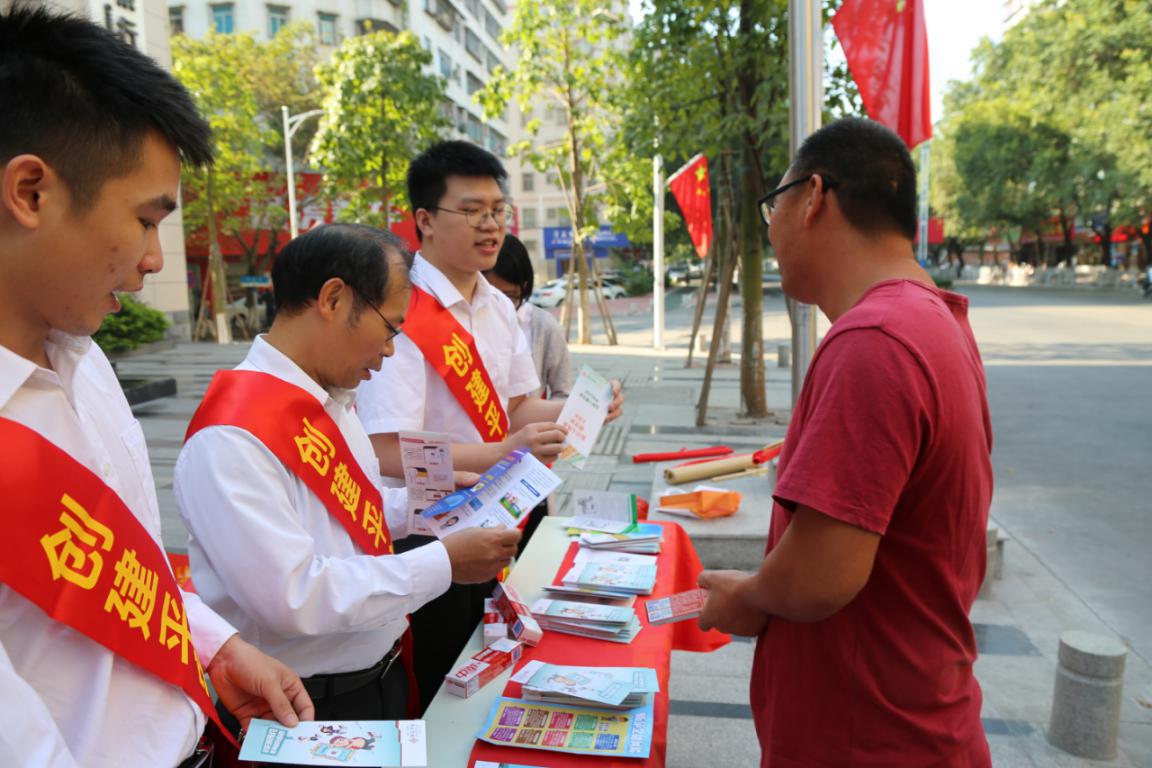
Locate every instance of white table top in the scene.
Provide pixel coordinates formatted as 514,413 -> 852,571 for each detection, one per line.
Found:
422,515 -> 575,766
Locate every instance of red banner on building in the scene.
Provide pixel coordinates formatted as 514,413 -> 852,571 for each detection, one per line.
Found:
832,0 -> 932,149
667,154 -> 713,260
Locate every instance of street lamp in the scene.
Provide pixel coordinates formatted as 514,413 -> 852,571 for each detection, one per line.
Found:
281,105 -> 324,239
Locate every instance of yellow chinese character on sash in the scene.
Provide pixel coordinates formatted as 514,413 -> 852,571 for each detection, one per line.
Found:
103,549 -> 158,639
195,654 -> 210,696
294,417 -> 335,477
330,462 -> 362,517
361,500 -> 388,551
484,400 -> 505,439
465,369 -> 491,413
40,494 -> 114,590
158,591 -> 191,664
442,332 -> 473,377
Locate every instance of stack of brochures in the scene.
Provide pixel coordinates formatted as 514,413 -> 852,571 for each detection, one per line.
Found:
560,550 -> 658,596
577,521 -> 664,554
511,661 -> 660,711
539,583 -> 638,605
530,597 -> 642,643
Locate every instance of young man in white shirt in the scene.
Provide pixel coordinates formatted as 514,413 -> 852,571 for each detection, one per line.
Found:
175,224 -> 520,724
357,141 -> 623,709
0,9 -> 312,766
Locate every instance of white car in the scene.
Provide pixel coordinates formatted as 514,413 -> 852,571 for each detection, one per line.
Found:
529,277 -> 626,308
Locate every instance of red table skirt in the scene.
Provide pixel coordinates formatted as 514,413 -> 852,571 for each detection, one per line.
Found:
469,520 -> 730,767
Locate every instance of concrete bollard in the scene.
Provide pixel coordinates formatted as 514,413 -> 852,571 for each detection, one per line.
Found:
777,344 -> 790,368
1047,631 -> 1127,760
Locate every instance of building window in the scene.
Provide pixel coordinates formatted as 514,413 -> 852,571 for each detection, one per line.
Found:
546,207 -> 570,225
485,49 -> 501,74
466,114 -> 484,145
268,5 -> 289,37
438,49 -> 453,80
210,3 -> 234,34
317,12 -> 338,45
522,239 -> 538,257
169,6 -> 184,35
465,0 -> 480,16
546,170 -> 560,187
522,208 -> 537,228
522,173 -> 534,193
466,71 -> 484,96
484,9 -> 500,40
488,128 -> 506,156
465,28 -> 483,61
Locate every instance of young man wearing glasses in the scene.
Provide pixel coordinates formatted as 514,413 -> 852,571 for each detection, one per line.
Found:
699,118 -> 993,767
356,141 -> 623,710
174,225 -> 520,725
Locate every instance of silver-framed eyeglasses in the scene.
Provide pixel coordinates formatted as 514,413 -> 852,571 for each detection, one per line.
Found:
351,286 -> 403,342
757,175 -> 837,226
433,204 -> 515,228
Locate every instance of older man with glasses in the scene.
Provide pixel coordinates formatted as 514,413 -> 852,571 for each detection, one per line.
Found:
699,118 -> 994,767
174,224 -> 520,729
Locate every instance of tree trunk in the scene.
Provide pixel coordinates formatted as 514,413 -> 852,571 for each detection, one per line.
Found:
205,168 -> 232,344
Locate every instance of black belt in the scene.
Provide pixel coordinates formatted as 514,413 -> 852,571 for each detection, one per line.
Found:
175,732 -> 213,768
302,639 -> 403,700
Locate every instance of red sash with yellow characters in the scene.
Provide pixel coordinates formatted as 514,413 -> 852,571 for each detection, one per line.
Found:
0,417 -> 235,746
185,370 -> 421,716
405,286 -> 509,443
185,370 -> 393,556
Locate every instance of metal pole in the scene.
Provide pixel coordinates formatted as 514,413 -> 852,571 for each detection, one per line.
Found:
283,106 -> 299,240
917,141 -> 931,266
788,0 -> 823,406
652,153 -> 665,350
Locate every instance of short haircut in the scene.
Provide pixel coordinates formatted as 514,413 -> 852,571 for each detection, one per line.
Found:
791,117 -> 917,240
272,225 -> 413,316
407,140 -> 507,241
0,7 -> 213,210
487,234 -> 534,305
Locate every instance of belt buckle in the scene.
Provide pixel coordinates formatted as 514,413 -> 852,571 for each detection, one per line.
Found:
381,639 -> 403,677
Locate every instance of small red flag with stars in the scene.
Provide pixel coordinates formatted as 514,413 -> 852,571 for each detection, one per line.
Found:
667,154 -> 713,260
832,0 -> 932,148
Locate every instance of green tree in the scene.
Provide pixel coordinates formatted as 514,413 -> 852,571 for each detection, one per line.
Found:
310,31 -> 449,226
618,0 -> 859,419
172,25 -> 320,338
934,0 -> 1152,268
479,0 -> 627,345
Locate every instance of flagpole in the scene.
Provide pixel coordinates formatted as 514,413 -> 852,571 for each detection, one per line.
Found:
788,0 -> 823,406
653,153 -> 665,350
917,141 -> 931,266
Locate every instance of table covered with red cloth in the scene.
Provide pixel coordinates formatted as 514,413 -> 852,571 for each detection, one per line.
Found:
468,520 -> 729,767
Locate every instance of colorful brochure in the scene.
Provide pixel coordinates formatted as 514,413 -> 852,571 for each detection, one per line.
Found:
568,490 -> 638,534
420,449 -> 561,537
562,562 -> 657,596
645,588 -> 708,625
531,598 -> 635,628
512,661 -> 659,708
238,719 -> 426,766
476,697 -> 653,759
398,431 -> 455,536
555,366 -> 613,469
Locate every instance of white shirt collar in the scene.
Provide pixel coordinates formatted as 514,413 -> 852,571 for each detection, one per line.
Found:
412,252 -> 497,311
243,335 -> 358,411
0,330 -> 92,410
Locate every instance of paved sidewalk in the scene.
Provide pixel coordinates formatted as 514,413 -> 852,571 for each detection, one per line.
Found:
118,335 -> 1151,767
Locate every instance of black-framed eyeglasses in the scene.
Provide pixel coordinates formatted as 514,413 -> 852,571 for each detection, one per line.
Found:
433,204 -> 515,229
757,174 -> 837,226
351,286 -> 403,342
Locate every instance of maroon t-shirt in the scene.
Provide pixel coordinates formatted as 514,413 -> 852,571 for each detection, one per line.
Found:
751,280 -> 993,767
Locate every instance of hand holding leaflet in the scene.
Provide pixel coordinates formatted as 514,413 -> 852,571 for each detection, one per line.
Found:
555,366 -> 613,469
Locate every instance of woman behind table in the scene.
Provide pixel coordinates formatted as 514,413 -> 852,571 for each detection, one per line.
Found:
484,234 -> 573,400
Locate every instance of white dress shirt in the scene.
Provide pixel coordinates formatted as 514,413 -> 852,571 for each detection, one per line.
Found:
174,337 -> 452,677
0,333 -> 235,768
357,254 -> 539,455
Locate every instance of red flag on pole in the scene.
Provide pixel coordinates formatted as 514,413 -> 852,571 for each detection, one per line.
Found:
832,0 -> 932,148
667,154 -> 713,259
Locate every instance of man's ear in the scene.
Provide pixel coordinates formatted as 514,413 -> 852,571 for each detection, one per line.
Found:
315,277 -> 348,320
414,208 -> 433,238
1,155 -> 55,229
802,174 -> 831,229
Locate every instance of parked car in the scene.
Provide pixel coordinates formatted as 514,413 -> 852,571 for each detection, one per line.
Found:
529,277 -> 626,308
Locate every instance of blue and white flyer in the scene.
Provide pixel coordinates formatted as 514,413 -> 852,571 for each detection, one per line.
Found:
238,719 -> 426,766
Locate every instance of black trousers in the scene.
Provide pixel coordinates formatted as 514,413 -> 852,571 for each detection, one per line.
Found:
398,501 -> 549,713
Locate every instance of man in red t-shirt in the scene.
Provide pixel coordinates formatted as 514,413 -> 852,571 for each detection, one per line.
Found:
698,118 -> 993,767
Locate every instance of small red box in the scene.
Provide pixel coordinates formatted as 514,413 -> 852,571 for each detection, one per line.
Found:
493,583 -> 543,646
443,638 -> 524,698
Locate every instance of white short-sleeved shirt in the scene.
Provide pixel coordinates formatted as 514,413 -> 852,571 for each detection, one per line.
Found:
357,254 -> 539,457
174,337 -> 452,677
0,333 -> 234,768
